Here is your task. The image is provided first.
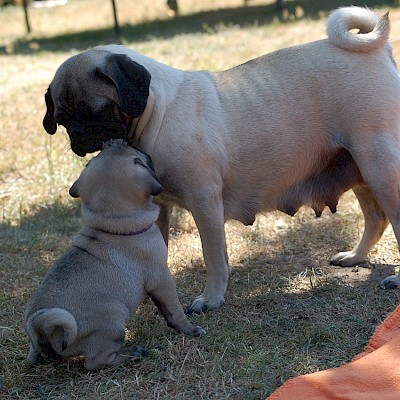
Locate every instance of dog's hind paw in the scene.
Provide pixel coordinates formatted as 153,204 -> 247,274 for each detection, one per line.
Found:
380,275 -> 400,290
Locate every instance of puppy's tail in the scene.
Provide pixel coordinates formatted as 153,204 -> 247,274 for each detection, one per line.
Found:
25,308 -> 77,361
327,7 -> 390,52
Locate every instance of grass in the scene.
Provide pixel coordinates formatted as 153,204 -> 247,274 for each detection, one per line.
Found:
2,0 -> 400,398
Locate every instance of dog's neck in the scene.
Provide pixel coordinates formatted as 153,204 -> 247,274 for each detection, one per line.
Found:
126,90 -> 154,145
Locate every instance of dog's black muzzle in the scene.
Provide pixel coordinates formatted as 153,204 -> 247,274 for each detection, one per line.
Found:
68,121 -> 127,157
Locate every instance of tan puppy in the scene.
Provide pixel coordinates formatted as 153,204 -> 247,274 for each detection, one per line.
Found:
24,140 -> 205,370
43,7 -> 400,313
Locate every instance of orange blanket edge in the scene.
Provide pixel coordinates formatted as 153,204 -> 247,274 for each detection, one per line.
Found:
266,304 -> 400,400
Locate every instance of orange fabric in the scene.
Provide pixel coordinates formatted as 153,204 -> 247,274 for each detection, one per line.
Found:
267,305 -> 400,400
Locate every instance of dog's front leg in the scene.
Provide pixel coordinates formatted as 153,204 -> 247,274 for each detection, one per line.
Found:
331,185 -> 389,267
157,203 -> 172,245
186,188 -> 230,314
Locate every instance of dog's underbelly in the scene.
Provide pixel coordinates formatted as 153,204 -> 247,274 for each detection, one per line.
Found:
223,148 -> 364,225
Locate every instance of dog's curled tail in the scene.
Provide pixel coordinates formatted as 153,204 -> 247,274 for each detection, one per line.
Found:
25,308 -> 77,359
327,7 -> 390,52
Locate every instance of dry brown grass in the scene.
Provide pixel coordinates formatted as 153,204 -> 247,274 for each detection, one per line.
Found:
2,0 -> 400,398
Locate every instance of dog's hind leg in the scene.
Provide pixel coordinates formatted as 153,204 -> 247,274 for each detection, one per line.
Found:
349,134 -> 400,289
331,184 -> 389,267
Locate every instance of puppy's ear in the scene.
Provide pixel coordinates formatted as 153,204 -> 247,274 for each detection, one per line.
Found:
43,87 -> 57,135
95,54 -> 151,118
69,180 -> 80,198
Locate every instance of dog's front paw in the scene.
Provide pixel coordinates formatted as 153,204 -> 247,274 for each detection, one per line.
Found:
380,275 -> 400,289
330,251 -> 366,267
187,295 -> 225,314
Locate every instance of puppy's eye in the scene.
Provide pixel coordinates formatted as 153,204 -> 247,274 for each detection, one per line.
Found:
134,158 -> 144,166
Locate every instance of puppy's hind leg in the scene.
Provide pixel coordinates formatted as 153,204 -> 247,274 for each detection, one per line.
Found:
331,185 -> 389,267
83,326 -> 145,370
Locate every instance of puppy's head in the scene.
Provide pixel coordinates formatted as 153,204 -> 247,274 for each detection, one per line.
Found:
69,140 -> 163,212
43,49 -> 151,157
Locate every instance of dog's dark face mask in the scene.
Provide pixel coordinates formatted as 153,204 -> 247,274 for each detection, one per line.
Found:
43,50 -> 151,157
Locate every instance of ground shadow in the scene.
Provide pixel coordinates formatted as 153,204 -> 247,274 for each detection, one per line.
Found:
225,206 -> 400,290
0,200 -> 80,255
168,206 -> 400,394
3,197 -> 397,289
3,199 -> 400,396
3,0 -> 398,55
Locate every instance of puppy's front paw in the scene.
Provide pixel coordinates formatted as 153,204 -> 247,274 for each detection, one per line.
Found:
192,326 -> 206,337
380,275 -> 400,290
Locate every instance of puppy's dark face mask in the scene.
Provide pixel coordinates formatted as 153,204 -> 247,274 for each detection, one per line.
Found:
43,50 -> 151,157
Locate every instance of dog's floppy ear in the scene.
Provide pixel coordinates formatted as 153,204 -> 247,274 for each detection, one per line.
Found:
69,179 -> 81,198
43,87 -> 57,135
96,54 -> 151,118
